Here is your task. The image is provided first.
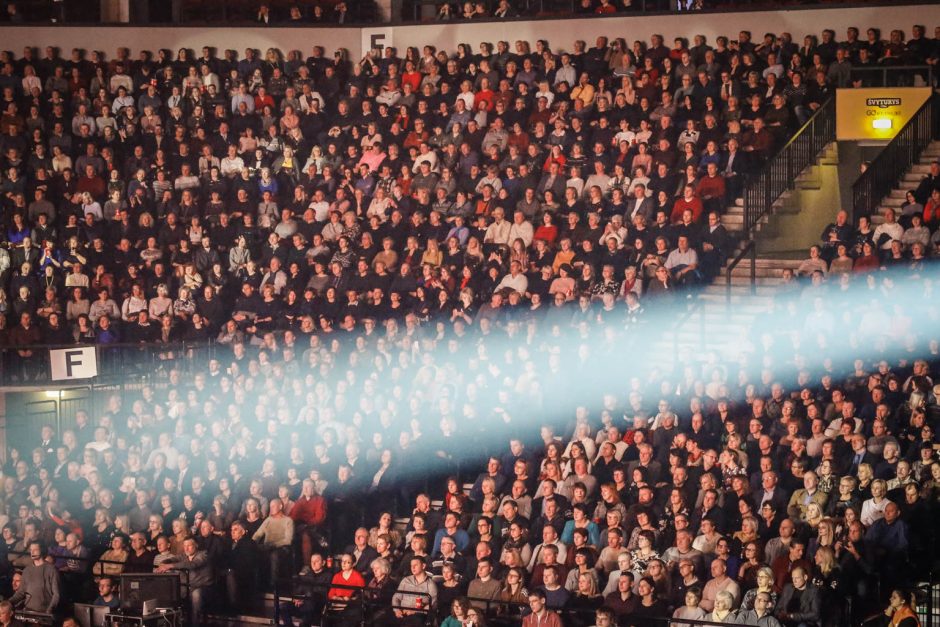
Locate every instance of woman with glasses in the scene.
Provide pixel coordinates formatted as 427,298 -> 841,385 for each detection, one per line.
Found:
741,566 -> 778,612
326,553 -> 366,622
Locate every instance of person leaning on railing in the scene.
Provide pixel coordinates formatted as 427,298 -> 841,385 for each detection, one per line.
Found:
392,555 -> 437,624
278,551 -> 332,627
8,541 -> 60,615
155,537 -> 212,622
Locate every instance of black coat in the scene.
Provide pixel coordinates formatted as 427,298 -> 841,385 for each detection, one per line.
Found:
776,582 -> 822,627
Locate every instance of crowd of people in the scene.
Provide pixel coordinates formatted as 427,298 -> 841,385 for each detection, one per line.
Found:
0,0 -> 931,24
0,25 -> 936,376
0,20 -> 937,627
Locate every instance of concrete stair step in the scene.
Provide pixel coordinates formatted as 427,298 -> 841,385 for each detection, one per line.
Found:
750,258 -> 804,268
725,275 -> 783,286
702,301 -> 770,314
694,315 -> 759,328
648,338 -> 740,354
702,284 -> 778,296
699,294 -> 774,307
725,266 -> 791,278
654,330 -> 748,343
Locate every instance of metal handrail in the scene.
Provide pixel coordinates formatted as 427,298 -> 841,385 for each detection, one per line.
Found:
852,93 -> 940,220
742,96 -> 836,235
725,239 -> 756,307
669,296 -> 704,366
732,96 -> 835,296
0,340 -> 222,387
7,549 -> 191,587
276,578 -> 434,626
849,64 -> 934,88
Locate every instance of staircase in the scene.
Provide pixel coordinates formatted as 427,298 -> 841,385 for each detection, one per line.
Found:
646,189 -> 811,373
870,140 -> 940,226
645,139 -> 844,373
647,256 -> 801,372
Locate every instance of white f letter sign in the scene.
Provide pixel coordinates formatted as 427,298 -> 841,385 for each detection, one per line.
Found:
49,347 -> 99,381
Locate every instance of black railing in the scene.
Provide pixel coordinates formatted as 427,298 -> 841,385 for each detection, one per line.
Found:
742,97 -> 836,236
853,93 -> 940,220
849,65 -> 934,88
725,239 -> 756,307
274,578 -> 433,627
732,97 -> 835,297
669,296 -> 705,366
0,341 -> 223,387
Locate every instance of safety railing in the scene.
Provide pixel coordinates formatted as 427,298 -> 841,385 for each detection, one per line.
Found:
849,64 -> 934,88
7,549 -> 191,588
668,295 -> 705,366
6,550 -> 190,624
853,92 -> 940,220
274,578 -> 434,626
450,594 -> 601,625
742,97 -> 836,235
0,341 -> 223,387
734,96 -> 835,293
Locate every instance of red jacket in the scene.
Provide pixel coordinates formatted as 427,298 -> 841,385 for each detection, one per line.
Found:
671,196 -> 704,223
289,495 -> 327,527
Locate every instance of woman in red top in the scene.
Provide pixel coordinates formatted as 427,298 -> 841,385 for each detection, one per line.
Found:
542,145 -> 567,172
400,61 -> 422,93
474,77 -> 496,112
534,212 -> 559,245
328,553 -> 366,600
853,241 -> 880,273
396,164 -> 413,198
508,122 -> 530,153
923,188 -> 940,230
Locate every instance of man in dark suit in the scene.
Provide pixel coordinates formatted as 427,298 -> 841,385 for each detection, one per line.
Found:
691,489 -> 728,534
536,162 -> 566,199
626,184 -> 656,223
531,487 -> 569,525
721,138 -> 749,204
752,470 -> 789,514
344,527 -> 379,576
842,434 -> 878,477
38,424 -> 57,461
700,211 -> 731,280
225,521 -> 261,614
776,566 -> 822,627
530,496 -> 566,537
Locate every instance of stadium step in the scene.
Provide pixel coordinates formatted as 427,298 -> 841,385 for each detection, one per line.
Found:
701,284 -> 778,296
724,275 -> 783,286
650,142 -> 837,372
870,140 -> 940,225
649,250 -> 807,372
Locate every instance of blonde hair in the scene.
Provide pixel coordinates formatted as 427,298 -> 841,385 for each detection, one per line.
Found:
815,546 -> 835,576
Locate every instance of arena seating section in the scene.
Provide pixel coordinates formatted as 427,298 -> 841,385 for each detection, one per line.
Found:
0,19 -> 938,627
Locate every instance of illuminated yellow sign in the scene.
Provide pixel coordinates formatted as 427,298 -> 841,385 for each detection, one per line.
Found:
836,88 -> 931,140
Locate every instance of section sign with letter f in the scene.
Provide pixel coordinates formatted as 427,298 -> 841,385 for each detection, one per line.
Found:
49,347 -> 98,381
